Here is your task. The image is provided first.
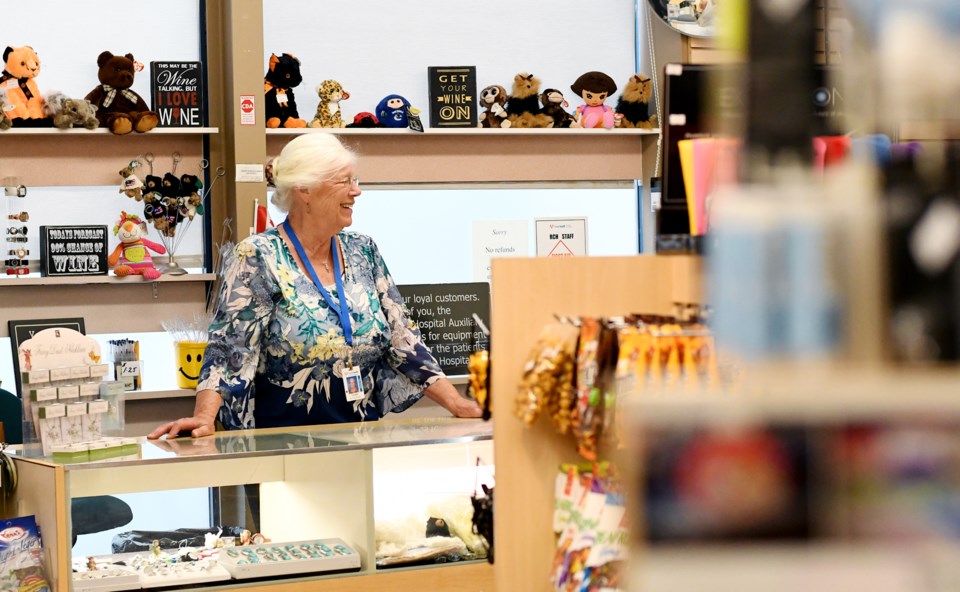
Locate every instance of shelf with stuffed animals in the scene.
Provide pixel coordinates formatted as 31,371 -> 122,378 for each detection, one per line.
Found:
266,127 -> 660,136
0,127 -> 219,135
262,65 -> 661,183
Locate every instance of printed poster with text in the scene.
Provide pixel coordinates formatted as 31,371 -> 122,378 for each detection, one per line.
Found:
472,220 -> 529,282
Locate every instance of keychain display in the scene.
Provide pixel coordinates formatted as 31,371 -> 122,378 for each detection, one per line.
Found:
117,153 -> 225,275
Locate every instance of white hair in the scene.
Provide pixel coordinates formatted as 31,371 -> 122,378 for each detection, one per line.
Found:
270,133 -> 357,212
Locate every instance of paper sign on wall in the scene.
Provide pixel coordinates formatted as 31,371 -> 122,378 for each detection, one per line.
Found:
472,220 -> 529,282
240,94 -> 255,125
535,217 -> 588,257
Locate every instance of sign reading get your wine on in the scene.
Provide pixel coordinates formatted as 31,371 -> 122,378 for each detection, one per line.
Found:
428,66 -> 477,128
150,61 -> 204,127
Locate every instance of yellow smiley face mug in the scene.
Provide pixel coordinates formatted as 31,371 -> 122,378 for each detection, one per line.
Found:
175,341 -> 206,389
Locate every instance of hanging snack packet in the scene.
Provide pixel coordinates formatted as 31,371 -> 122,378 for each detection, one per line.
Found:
516,322 -> 580,429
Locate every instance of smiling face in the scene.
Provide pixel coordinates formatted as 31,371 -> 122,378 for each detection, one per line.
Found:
303,165 -> 361,233
582,89 -> 608,107
176,342 -> 206,388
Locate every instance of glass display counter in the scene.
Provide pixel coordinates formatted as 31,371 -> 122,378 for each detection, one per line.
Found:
10,417 -> 493,592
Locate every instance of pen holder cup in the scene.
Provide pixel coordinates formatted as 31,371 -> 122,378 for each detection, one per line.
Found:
175,341 -> 206,389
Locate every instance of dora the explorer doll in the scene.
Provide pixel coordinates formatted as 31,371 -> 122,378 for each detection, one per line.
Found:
570,71 -> 618,129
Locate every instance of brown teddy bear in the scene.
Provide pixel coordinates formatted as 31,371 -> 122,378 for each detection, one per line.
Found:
505,73 -> 553,128
85,51 -> 158,135
43,91 -> 99,130
1,46 -> 48,125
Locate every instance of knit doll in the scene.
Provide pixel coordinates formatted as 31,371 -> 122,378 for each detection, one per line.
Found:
109,211 -> 165,280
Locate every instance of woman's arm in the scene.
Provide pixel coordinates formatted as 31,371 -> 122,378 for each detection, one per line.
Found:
147,389 -> 222,439
423,378 -> 482,418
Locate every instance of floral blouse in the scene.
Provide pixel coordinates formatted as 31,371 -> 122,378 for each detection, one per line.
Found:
197,229 -> 443,430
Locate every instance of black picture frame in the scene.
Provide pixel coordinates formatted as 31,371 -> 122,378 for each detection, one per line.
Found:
7,318 -> 86,398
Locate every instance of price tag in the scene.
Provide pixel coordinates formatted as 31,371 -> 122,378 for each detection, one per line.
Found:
119,361 -> 141,377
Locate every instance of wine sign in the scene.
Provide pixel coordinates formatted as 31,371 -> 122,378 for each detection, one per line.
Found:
427,66 -> 477,128
150,61 -> 204,127
39,226 -> 108,277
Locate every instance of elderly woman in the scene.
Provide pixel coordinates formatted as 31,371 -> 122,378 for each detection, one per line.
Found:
150,134 -> 480,439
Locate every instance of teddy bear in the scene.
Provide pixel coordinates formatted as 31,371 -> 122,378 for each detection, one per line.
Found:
179,174 -> 204,220
310,79 -> 350,128
108,211 -> 165,280
1,46 -> 48,126
43,92 -> 99,130
118,165 -> 144,201
478,85 -> 510,129
615,73 -> 658,129
505,73 -> 553,128
85,51 -> 158,134
264,53 -> 307,128
539,88 -> 579,129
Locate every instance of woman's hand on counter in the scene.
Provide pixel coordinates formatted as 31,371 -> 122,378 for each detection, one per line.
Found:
147,415 -> 216,440
147,389 -> 222,439
424,378 -> 483,418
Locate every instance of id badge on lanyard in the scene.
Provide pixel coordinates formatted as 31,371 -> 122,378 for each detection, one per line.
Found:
283,220 -> 364,403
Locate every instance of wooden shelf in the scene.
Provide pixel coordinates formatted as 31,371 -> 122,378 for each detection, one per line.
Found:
0,277 -> 211,337
0,133 -> 213,187
0,127 -> 219,135
899,120 -> 960,142
123,388 -> 197,401
0,273 -> 215,287
267,127 -> 660,184
629,364 -> 960,426
267,127 -> 659,136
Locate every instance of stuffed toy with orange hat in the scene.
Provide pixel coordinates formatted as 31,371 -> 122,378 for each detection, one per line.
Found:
109,211 -> 165,280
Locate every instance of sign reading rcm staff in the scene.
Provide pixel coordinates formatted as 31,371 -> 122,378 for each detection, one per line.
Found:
399,282 -> 489,375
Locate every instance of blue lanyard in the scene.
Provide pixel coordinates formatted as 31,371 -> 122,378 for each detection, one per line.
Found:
282,220 -> 353,346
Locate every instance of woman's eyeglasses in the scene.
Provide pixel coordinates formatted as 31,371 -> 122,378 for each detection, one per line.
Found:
332,176 -> 360,188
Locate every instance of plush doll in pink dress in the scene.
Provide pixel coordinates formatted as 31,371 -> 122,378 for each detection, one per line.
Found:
108,211 -> 165,280
570,71 -> 618,129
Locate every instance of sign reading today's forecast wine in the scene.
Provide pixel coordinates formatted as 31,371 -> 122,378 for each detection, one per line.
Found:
150,61 -> 204,127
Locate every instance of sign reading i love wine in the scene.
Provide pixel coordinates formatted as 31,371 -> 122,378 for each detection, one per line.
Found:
150,61 -> 204,127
